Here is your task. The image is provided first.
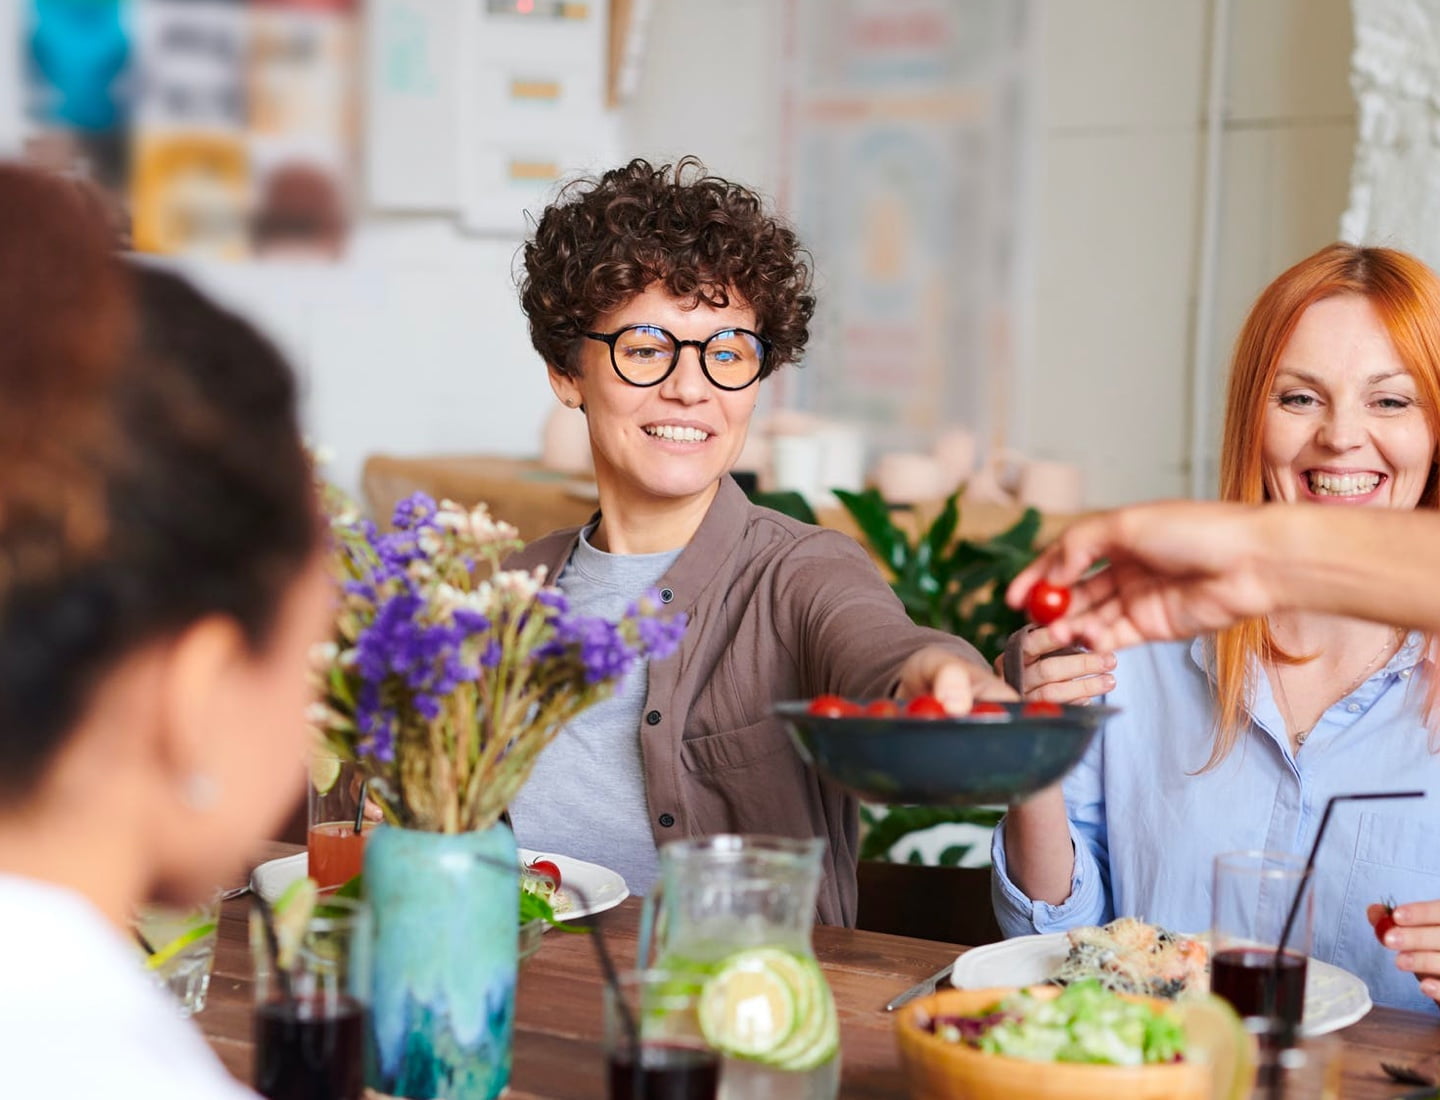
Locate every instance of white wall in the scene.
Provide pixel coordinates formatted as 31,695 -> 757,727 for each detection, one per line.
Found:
1029,0 -> 1355,504
1,0 -> 1357,508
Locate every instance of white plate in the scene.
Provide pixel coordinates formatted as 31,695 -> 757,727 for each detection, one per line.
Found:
250,847 -> 629,921
951,931 -> 1372,1038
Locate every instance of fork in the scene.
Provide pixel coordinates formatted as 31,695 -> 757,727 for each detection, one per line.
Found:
1380,1059 -> 1437,1087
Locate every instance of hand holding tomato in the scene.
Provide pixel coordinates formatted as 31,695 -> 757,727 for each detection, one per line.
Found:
1367,898 -> 1440,1006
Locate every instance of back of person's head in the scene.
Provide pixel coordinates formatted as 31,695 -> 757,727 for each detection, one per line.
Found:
519,156 -> 815,379
0,164 -> 320,838
1220,242 -> 1440,509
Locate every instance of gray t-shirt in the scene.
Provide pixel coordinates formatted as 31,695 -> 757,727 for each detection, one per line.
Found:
508,526 -> 679,897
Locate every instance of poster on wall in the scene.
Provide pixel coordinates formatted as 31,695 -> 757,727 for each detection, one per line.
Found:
781,0 -> 1034,457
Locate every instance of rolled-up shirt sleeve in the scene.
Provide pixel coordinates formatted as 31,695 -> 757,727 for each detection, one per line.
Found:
989,729 -> 1113,937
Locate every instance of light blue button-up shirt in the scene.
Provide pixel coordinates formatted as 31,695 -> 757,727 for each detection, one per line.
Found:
991,633 -> 1440,1015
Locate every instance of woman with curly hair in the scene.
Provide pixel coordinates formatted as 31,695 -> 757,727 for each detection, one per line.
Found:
507,157 -> 1010,925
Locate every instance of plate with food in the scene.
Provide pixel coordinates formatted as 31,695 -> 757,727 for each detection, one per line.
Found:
518,848 -> 628,920
251,848 -> 628,920
951,917 -> 1371,1038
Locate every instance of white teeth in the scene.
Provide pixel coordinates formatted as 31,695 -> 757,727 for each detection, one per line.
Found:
1307,471 -> 1380,496
645,425 -> 709,442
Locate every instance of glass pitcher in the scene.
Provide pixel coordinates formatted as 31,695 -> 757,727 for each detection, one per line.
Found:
637,835 -> 840,1100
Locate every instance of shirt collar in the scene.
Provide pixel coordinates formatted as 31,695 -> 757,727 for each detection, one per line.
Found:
1186,629 -> 1427,683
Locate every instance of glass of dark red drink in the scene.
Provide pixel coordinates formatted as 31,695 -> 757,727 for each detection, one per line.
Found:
604,970 -> 719,1100
251,893 -> 371,1100
1210,850 -> 1313,1032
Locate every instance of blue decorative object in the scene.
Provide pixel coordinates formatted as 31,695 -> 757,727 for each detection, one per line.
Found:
365,822 -> 517,1100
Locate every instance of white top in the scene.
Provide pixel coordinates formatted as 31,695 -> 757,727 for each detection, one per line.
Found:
0,873 -> 259,1100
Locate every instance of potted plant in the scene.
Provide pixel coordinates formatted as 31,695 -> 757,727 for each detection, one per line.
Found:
308,490 -> 685,1099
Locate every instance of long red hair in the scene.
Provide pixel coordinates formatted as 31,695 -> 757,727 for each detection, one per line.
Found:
1209,243 -> 1440,767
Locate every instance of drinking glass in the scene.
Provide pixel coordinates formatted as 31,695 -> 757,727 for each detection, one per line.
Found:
1210,850 -> 1313,1031
604,969 -> 719,1100
132,892 -> 221,1016
251,894 -> 371,1100
1244,1018 -> 1341,1099
307,754 -> 374,890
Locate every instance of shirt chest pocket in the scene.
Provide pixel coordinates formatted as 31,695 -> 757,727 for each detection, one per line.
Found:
1335,811 -> 1440,1015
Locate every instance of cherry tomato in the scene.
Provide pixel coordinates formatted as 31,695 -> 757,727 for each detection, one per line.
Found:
969,701 -> 1008,716
527,858 -> 562,889
1025,581 -> 1072,626
1022,700 -> 1064,718
903,694 -> 949,719
863,699 -> 899,717
1375,899 -> 1398,946
807,694 -> 861,718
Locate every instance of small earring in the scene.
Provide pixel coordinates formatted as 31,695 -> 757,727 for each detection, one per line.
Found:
182,772 -> 219,812
564,399 -> 577,408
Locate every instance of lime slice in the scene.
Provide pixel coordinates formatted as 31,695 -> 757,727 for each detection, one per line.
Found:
768,957 -> 839,1070
271,876 -> 319,970
1176,994 -> 1256,1100
698,948 -> 801,1059
142,920 -> 217,971
309,753 -> 342,795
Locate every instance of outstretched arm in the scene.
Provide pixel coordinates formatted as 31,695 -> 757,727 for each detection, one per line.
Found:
1007,501 -> 1440,650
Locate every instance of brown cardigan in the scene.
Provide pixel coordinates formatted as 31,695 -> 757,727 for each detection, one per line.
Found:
505,476 -> 985,925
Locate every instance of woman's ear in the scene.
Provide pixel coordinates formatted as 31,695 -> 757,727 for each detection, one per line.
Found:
153,616 -> 247,808
547,367 -> 583,412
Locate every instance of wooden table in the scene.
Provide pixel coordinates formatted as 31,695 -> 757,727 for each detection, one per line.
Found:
205,843 -> 1440,1098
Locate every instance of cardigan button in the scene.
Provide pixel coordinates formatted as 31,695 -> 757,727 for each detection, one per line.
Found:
658,813 -> 676,828
660,588 -> 674,603
645,710 -> 662,725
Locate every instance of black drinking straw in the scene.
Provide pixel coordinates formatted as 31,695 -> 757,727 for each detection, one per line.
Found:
353,779 -> 368,836
472,852 -> 641,1079
250,891 -> 296,1005
1264,790 -> 1425,1047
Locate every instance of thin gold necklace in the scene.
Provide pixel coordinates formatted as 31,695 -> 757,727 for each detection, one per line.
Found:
1272,626 -> 1406,748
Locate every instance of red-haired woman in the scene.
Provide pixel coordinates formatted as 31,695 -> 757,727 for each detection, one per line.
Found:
994,243 -> 1440,1014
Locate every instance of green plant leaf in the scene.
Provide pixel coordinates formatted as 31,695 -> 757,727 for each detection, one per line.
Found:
858,804 -> 1005,860
987,507 -> 1042,552
922,491 -> 961,566
937,844 -> 971,867
833,488 -> 910,576
749,490 -> 819,525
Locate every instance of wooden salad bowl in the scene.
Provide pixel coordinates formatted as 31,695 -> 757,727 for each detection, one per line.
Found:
894,986 -> 1211,1100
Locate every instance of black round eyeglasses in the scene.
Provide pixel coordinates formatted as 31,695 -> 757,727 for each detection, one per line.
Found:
584,324 -> 771,391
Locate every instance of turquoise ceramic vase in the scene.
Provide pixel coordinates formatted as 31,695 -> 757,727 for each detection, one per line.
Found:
364,822 -> 518,1100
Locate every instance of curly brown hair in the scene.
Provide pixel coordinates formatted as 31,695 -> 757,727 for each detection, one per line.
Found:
519,157 -> 815,379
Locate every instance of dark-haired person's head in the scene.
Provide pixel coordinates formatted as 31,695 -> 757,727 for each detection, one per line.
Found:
0,164 -> 328,916
519,158 -> 815,526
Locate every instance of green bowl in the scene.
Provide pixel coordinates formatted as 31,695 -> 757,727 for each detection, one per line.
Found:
775,701 -> 1118,806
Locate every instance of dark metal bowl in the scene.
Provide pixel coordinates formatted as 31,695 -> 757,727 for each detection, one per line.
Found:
775,701 -> 1118,806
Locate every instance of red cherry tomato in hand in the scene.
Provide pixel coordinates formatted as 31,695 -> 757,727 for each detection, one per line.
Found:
1374,900 -> 1398,946
969,701 -> 1008,716
527,858 -> 562,889
1022,701 -> 1064,718
808,694 -> 861,718
903,694 -> 949,719
863,699 -> 899,717
1025,581 -> 1072,626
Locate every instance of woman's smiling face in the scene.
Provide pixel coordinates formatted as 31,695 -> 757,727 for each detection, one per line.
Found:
1262,294 -> 1437,511
550,284 -> 761,514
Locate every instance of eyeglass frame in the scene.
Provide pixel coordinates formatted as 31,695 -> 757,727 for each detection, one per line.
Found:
583,324 -> 773,391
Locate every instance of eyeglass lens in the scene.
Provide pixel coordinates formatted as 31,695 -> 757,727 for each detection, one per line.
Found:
611,325 -> 764,388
